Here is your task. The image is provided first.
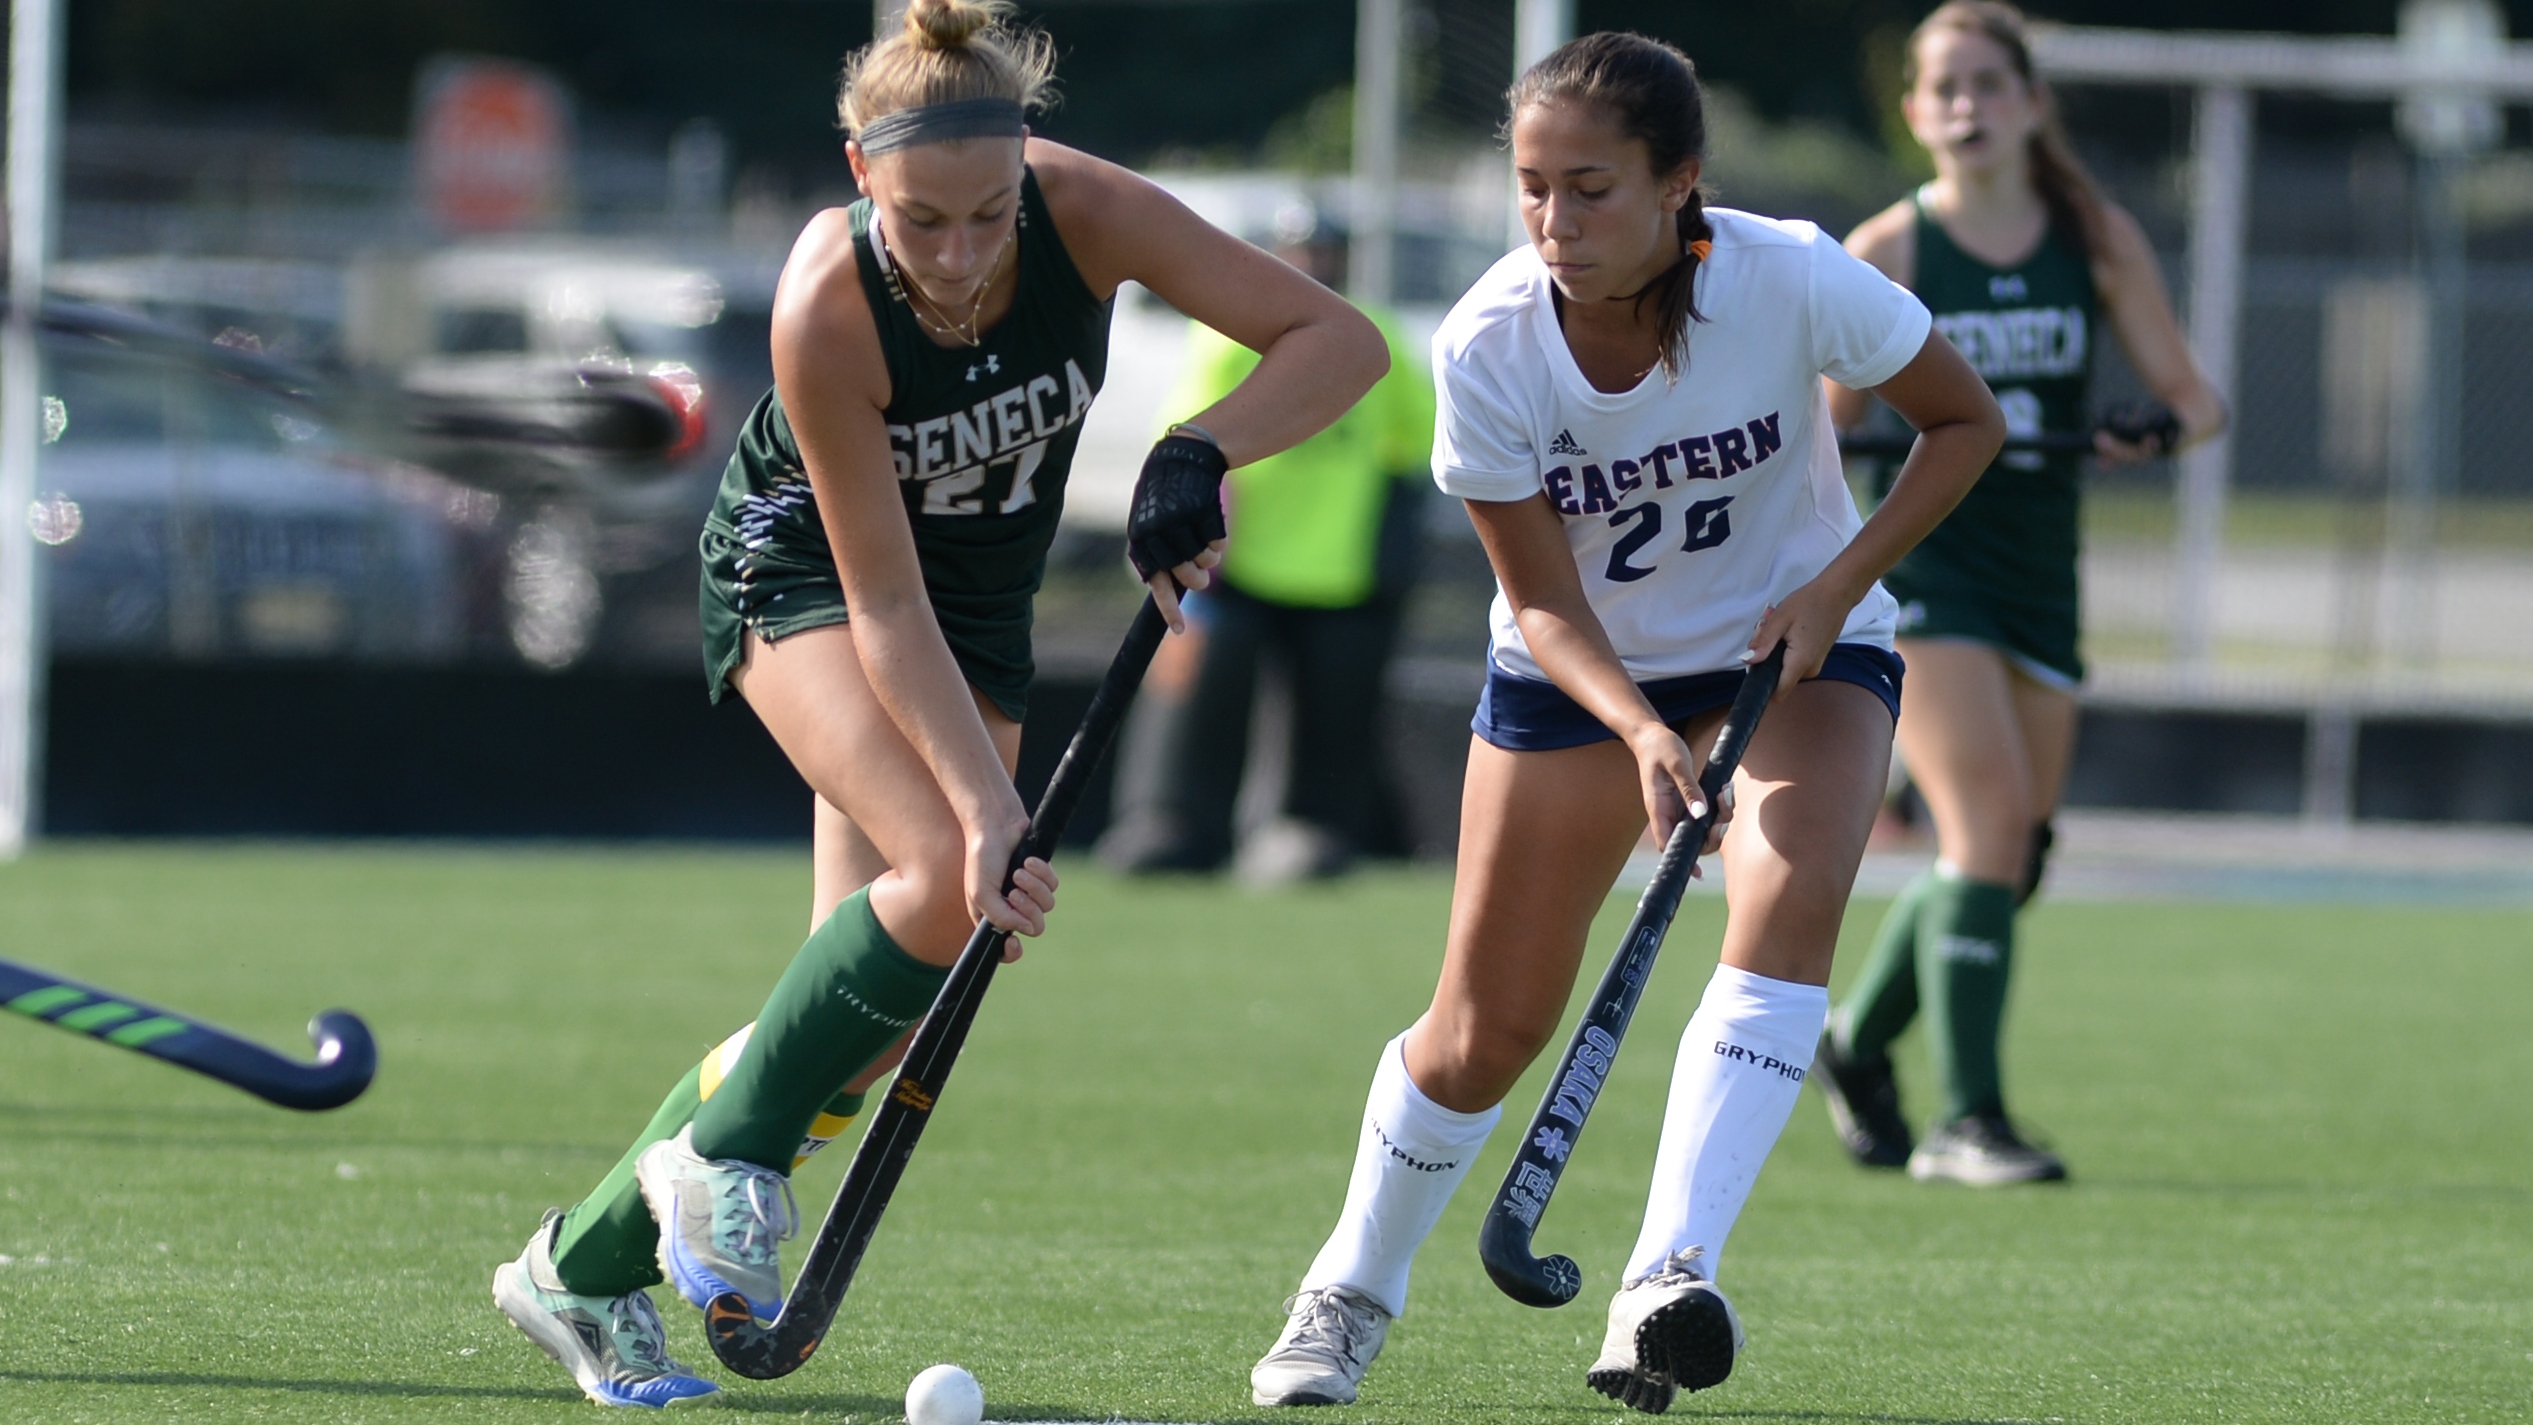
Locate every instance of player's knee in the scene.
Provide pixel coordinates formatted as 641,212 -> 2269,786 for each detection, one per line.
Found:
884,856 -> 977,964
1420,1011 -> 1555,1108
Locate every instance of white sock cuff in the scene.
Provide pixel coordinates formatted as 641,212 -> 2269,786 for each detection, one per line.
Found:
1691,964 -> 1829,1070
1375,1031 -> 1501,1145
1699,963 -> 1830,1019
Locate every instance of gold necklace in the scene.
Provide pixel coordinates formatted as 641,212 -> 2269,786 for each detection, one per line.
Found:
876,217 -> 1014,350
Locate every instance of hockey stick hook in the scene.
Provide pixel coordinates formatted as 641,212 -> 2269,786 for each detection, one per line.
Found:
1477,645 -> 1785,1308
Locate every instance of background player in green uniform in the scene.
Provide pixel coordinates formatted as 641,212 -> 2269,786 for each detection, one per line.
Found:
490,0 -> 1387,1406
1814,1 -> 2225,1186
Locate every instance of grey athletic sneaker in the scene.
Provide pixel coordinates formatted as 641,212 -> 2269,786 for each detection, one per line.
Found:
1908,1114 -> 2068,1186
1251,1285 -> 1391,1406
492,1213 -> 720,1409
636,1124 -> 797,1321
1588,1247 -> 1744,1413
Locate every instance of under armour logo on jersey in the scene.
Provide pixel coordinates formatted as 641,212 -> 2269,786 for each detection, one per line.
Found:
1989,274 -> 2028,300
1548,428 -> 1587,456
965,354 -> 1002,382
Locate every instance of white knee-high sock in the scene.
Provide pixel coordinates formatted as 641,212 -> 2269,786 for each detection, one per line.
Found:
1298,1031 -> 1502,1317
1623,964 -> 1828,1283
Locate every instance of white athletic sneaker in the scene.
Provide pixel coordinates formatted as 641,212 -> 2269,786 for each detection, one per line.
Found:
1907,1114 -> 2068,1186
492,1213 -> 720,1409
1587,1247 -> 1745,1414
636,1124 -> 797,1321
1250,1286 -> 1391,1406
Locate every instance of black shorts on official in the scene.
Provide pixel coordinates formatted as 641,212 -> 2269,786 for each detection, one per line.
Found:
1471,642 -> 1906,753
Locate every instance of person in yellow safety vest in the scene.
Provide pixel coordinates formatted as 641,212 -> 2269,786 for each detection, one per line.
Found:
1099,241 -> 1434,881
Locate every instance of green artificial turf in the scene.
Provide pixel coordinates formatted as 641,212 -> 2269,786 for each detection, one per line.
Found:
0,843 -> 2526,1423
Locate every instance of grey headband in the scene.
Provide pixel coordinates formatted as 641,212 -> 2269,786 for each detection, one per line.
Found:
854,97 -> 1027,155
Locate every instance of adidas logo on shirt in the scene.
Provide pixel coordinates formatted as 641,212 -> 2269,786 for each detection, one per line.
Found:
1548,428 -> 1587,456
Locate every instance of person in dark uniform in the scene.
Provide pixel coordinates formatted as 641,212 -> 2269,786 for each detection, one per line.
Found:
489,0 -> 1387,1406
1813,1 -> 2225,1186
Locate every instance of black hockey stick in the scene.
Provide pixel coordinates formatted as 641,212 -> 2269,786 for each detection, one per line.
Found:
1479,644 -> 1786,1308
1836,430 -> 2097,457
0,956 -> 375,1111
1838,404 -> 2180,460
706,595 -> 1171,1380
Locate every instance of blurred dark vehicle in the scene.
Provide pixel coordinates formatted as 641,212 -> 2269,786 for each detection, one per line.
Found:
48,245 -> 779,668
23,278 -> 740,669
389,244 -> 775,668
31,300 -> 491,662
391,245 -> 730,520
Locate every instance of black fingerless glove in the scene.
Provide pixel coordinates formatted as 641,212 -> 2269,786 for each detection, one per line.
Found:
2098,401 -> 2182,455
1126,432 -> 1229,580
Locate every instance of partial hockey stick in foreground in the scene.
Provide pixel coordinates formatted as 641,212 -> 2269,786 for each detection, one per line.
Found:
706,595 -> 1170,1380
1837,430 -> 2098,457
1837,403 -> 2181,459
1478,644 -> 1787,1308
0,956 -> 376,1111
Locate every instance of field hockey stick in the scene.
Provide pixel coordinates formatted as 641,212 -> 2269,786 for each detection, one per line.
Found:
0,956 -> 375,1110
1478,644 -> 1786,1309
1836,430 -> 2099,457
706,594 -> 1172,1380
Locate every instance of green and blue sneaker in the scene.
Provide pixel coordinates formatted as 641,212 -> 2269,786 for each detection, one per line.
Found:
636,1124 -> 796,1322
492,1213 -> 720,1409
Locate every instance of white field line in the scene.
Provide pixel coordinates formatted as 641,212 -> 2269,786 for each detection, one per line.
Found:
1623,810 -> 2533,906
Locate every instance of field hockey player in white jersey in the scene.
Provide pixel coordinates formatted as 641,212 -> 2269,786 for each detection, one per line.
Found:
1249,33 -> 2004,1414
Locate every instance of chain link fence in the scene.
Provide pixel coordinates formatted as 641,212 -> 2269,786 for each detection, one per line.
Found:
2074,102 -> 2533,722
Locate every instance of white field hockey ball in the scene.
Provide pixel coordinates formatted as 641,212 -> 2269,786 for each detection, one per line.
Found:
906,1363 -> 985,1425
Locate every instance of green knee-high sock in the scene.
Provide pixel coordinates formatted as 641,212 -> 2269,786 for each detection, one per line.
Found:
1915,874 -> 2019,1123
547,1056 -> 873,1299
1834,870 -> 1935,1061
548,1065 -> 705,1297
689,887 -> 947,1172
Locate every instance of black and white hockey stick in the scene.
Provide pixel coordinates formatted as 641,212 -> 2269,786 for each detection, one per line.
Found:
0,956 -> 376,1111
706,595 -> 1171,1380
1478,644 -> 1786,1308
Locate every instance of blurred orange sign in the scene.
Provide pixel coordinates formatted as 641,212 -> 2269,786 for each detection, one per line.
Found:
415,57 -> 572,233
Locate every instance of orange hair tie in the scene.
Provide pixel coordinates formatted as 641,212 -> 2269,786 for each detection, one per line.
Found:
1688,239 -> 1712,261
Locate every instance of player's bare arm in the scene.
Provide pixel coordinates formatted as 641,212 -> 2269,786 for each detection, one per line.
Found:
1034,143 -> 1386,470
2087,200 -> 2227,461
1760,330 -> 2001,679
1033,142 -> 1387,624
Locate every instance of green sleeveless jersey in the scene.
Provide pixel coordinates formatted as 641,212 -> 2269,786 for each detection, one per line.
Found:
1876,191 -> 2095,615
700,167 -> 1112,719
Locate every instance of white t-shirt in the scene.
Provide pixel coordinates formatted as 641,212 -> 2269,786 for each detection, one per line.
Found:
1431,208 -> 1931,683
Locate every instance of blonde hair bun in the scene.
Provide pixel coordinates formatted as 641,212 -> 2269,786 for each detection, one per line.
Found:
907,0 -> 996,51
841,0 -> 1056,137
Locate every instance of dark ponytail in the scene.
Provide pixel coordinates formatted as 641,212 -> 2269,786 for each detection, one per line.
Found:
1507,33 -> 1710,382
1904,1 -> 2106,260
